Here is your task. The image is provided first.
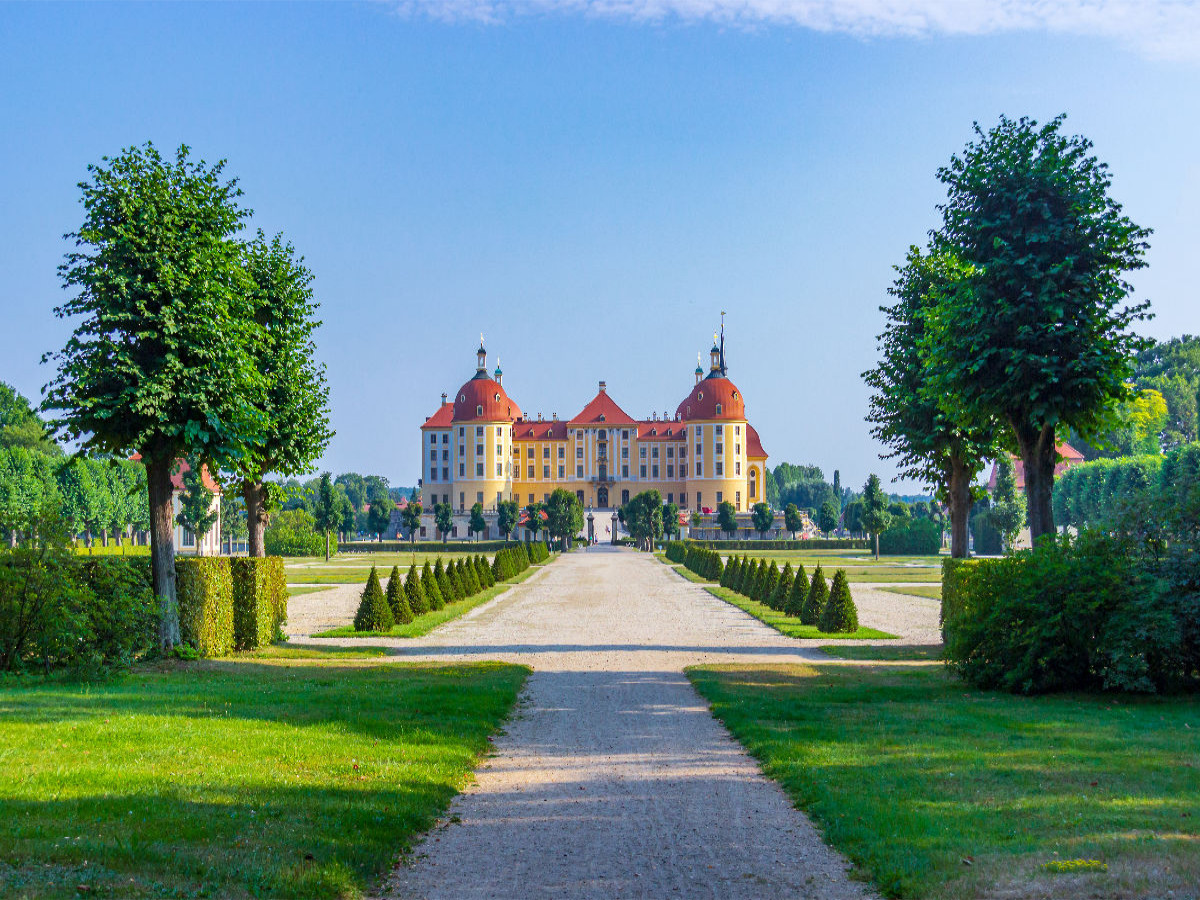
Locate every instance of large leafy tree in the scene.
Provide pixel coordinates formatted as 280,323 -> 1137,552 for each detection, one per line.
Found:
750,502 -> 773,539
716,500 -> 738,538
367,497 -> 395,541
817,500 -> 839,536
433,502 -> 453,541
0,448 -> 60,546
927,115 -> 1151,542
496,499 -> 519,542
468,502 -> 487,540
44,143 -> 263,648
784,502 -> 804,539
175,460 -> 220,556
399,499 -> 422,545
622,490 -> 662,551
312,472 -> 349,560
546,488 -> 584,550
864,245 -> 994,558
232,232 -> 332,556
662,501 -> 680,539
989,455 -> 1026,552
859,474 -> 893,560
0,383 -> 61,455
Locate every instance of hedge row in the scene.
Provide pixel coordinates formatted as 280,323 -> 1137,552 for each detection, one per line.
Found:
340,539 -> 520,554
177,557 -> 288,656
687,538 -> 871,551
666,541 -> 859,633
354,541 -> 551,632
877,518 -> 942,555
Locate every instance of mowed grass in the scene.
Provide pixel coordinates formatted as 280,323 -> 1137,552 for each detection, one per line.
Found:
703,585 -> 896,641
0,660 -> 528,899
818,644 -> 942,661
285,552 -> 492,586
313,565 -> 544,639
688,664 -> 1200,899
288,585 -> 336,598
882,585 -> 943,600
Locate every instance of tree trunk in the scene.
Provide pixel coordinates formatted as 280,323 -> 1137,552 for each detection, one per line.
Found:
874,532 -> 880,560
324,531 -> 330,562
145,454 -> 180,650
947,454 -> 972,559
244,479 -> 268,558
1014,422 -> 1057,543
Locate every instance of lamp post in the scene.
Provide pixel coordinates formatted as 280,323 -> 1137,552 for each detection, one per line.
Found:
587,508 -> 595,545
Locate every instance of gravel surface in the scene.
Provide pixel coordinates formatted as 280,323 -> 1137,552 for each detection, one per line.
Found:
286,548 -> 889,900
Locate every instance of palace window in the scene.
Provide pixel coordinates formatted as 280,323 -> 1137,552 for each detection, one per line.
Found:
543,465 -> 550,478
543,446 -> 550,458
475,426 -> 483,436
442,467 -> 448,481
735,425 -> 741,436
442,433 -> 448,444
576,465 -> 583,477
598,429 -> 606,440
639,446 -> 646,458
652,465 -> 659,478
459,463 -> 465,477
715,462 -> 723,476
442,449 -> 449,461
476,444 -> 483,457
430,450 -> 437,462
496,464 -> 503,477
667,493 -> 673,504
459,427 -> 465,438
736,491 -> 741,509
527,447 -> 535,458
667,465 -> 674,478
622,446 -> 628,459
716,425 -> 723,436
735,443 -> 741,455
496,426 -> 503,438
576,446 -> 583,458
715,443 -> 722,455
429,434 -> 436,445
666,446 -> 674,458
651,446 -> 659,458
477,491 -> 484,503
496,444 -> 503,456
716,491 -> 723,503
695,444 -> 702,456
735,462 -> 741,475
558,465 -> 564,478
622,465 -> 629,477
696,462 -> 703,476
528,465 -> 535,479
476,463 -> 483,476
558,445 -> 565,458
640,465 -> 647,478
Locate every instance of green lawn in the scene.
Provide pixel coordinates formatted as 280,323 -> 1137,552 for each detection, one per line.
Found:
0,660 -> 528,899
688,664 -> 1200,899
818,644 -> 942,661
313,566 -> 543,638
288,585 -> 336,598
703,585 -> 896,640
881,585 -> 943,600
285,552 -> 493,586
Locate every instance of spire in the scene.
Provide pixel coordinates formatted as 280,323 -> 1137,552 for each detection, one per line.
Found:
695,352 -> 704,385
719,310 -> 728,376
475,334 -> 487,376
493,356 -> 503,386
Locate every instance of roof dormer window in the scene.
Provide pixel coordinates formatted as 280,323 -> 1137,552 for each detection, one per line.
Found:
697,391 -> 704,401
715,403 -> 722,415
494,393 -> 501,402
476,405 -> 483,416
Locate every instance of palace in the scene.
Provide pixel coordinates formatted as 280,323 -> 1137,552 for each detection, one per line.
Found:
416,332 -> 768,538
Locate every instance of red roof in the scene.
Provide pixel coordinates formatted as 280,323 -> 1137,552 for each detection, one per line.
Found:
129,455 -> 221,493
452,374 -> 522,423
676,376 -> 746,421
568,388 -> 638,427
636,422 -> 685,441
746,423 -> 767,459
512,420 -> 569,441
421,400 -> 455,430
988,443 -> 1084,491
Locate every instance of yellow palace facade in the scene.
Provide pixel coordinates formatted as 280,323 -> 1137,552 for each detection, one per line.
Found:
419,337 -> 768,525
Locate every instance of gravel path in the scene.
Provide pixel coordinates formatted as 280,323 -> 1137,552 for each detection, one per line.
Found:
303,547 -> 881,900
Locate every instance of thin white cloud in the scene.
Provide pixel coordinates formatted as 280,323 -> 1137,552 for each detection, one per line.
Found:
388,0 -> 1200,62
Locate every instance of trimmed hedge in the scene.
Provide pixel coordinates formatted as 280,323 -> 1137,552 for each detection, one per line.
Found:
878,518 -> 942,555
177,557 -> 234,658
230,557 -> 287,651
340,540 -> 513,554
689,538 -> 870,551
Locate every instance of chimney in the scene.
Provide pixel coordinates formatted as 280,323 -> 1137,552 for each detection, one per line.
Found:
441,392 -> 448,405
538,412 -> 543,422
552,412 -> 558,421
598,380 -> 607,393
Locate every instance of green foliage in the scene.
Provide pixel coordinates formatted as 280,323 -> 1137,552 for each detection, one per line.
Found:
399,500 -> 423,543
689,538 -> 871,551
474,554 -> 493,589
496,499 -> 519,540
783,503 -> 804,538
0,447 -> 61,543
353,566 -> 393,632
468,502 -> 487,539
816,501 -> 838,535
263,508 -> 326,557
434,558 -> 456,603
942,532 -> 1196,693
175,459 -> 219,551
621,490 -> 663,549
433,502 -> 453,540
311,473 -> 348,559
716,500 -> 737,537
0,382 -> 60,455
367,497 -> 395,540
771,562 -> 794,611
421,561 -> 443,610
405,565 -> 429,615
927,114 -> 1152,540
784,564 -> 808,617
758,561 -> 780,607
176,557 -> 234,658
819,570 -> 858,633
750,502 -> 773,538
801,565 -> 828,626
230,557 -> 286,650
385,565 -> 413,624
988,455 -> 1025,551
877,518 -> 943,555
859,474 -> 892,557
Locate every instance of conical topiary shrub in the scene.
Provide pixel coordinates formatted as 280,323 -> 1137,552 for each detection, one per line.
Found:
710,554 -> 724,583
819,569 -> 858,634
784,564 -> 808,617
736,556 -> 752,594
460,559 -> 479,597
386,565 -> 414,624
722,555 -> 739,590
475,555 -> 494,588
758,561 -> 780,606
435,558 -> 455,603
753,560 -> 770,604
405,566 -> 428,615
771,563 -> 794,610
450,560 -> 466,600
422,561 -> 444,610
740,559 -> 758,597
801,565 -> 828,626
354,566 -> 394,632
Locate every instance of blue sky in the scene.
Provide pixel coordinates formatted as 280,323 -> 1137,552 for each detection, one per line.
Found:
2,1 -> 1197,493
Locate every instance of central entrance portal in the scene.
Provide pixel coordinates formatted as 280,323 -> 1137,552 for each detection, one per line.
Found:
597,486 -> 609,507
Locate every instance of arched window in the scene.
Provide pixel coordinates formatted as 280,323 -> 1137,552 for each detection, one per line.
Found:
749,468 -> 757,498
715,403 -> 722,415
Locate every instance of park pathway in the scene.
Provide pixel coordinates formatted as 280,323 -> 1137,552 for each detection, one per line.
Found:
368,547 -> 875,900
